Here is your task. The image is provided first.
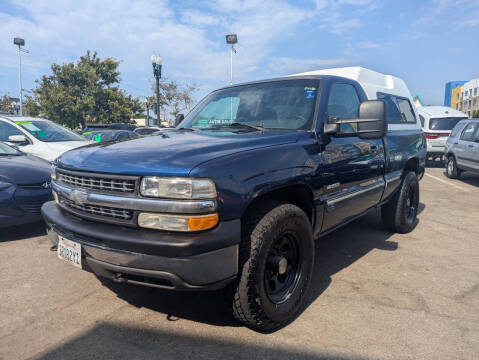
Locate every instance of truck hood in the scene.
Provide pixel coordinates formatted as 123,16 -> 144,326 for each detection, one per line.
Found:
0,154 -> 51,184
56,130 -> 301,176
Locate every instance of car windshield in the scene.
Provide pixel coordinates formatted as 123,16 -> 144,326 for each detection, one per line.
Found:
180,79 -> 319,132
16,120 -> 85,142
429,117 -> 467,131
83,131 -> 116,142
0,142 -> 21,155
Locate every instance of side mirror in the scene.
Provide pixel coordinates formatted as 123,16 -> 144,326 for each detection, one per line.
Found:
323,100 -> 387,140
175,113 -> 184,127
8,134 -> 28,145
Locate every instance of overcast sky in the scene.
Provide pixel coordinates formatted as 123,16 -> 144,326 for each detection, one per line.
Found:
1,0 -> 479,106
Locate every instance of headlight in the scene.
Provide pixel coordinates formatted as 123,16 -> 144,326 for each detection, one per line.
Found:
138,213 -> 219,232
0,181 -> 13,190
51,164 -> 57,181
140,177 -> 216,199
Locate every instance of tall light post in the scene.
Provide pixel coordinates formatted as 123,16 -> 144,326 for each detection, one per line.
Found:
225,34 -> 237,85
151,54 -> 162,126
13,37 -> 28,116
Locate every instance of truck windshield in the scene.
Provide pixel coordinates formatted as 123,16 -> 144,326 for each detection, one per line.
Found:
180,79 -> 319,131
429,117 -> 467,131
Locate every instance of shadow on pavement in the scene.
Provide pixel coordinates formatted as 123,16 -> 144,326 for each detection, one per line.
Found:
0,221 -> 46,242
426,159 -> 445,168
34,322 -> 369,360
100,206 -> 422,331
455,171 -> 479,188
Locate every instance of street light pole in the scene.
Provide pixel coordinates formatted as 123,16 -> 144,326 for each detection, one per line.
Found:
151,54 -> 163,127
225,34 -> 238,86
13,37 -> 28,116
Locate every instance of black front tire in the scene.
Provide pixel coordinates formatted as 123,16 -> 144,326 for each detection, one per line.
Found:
228,202 -> 314,332
445,155 -> 461,179
381,171 -> 419,234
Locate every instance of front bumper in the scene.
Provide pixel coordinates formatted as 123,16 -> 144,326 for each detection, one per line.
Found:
42,201 -> 240,290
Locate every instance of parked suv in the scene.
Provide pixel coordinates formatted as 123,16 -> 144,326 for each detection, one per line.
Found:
445,119 -> 479,178
42,67 -> 425,331
417,106 -> 467,161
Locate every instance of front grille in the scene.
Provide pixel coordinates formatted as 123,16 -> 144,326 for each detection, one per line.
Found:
57,169 -> 137,194
60,196 -> 133,220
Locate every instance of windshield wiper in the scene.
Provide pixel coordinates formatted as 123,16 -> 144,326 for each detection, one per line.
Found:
177,127 -> 199,132
227,122 -> 264,131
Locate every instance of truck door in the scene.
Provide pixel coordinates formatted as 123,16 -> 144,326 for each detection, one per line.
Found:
319,82 -> 385,231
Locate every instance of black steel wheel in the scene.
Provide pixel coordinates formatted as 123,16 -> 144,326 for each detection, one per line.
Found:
382,171 -> 419,234
228,201 -> 314,332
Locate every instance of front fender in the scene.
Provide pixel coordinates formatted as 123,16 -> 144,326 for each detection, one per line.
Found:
189,139 -> 316,221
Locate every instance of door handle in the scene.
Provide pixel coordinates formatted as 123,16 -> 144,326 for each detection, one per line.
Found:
468,144 -> 474,148
454,142 -> 458,144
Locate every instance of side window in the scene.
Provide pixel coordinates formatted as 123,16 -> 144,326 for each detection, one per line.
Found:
460,123 -> 476,142
395,98 -> 417,124
450,122 -> 464,138
419,115 -> 425,127
327,83 -> 360,120
377,93 -> 402,124
0,121 -> 23,142
377,93 -> 416,124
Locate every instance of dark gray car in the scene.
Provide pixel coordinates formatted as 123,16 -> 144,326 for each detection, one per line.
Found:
445,119 -> 479,178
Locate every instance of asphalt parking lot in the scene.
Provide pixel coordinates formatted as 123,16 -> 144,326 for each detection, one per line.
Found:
1,166 -> 478,360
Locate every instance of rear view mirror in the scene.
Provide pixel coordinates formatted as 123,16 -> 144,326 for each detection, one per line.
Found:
175,113 -> 184,127
8,134 -> 28,145
323,100 -> 387,140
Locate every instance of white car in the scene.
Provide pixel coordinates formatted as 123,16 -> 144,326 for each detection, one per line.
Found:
0,115 -> 90,162
417,106 -> 467,161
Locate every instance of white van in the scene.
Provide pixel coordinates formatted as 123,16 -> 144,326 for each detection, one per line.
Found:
0,115 -> 90,162
417,106 -> 467,160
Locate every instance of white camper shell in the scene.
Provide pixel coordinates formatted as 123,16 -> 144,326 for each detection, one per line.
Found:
290,66 -> 420,131
417,106 -> 468,158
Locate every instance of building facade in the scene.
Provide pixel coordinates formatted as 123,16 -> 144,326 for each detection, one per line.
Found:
451,85 -> 463,111
444,81 -> 467,107
461,78 -> 479,118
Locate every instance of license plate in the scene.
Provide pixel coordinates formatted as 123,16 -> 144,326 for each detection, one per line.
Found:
57,236 -> 82,268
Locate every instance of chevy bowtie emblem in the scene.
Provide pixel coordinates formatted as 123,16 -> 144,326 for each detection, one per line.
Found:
69,189 -> 89,205
42,181 -> 51,189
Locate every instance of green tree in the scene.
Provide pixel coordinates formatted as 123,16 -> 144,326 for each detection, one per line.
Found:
27,51 -> 143,128
472,110 -> 479,118
0,93 -> 15,114
149,79 -> 197,123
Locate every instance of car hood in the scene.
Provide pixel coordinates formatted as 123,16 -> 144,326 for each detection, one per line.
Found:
37,141 -> 90,162
56,130 -> 301,176
0,154 -> 51,184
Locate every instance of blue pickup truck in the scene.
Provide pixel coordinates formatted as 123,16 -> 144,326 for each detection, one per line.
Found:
42,67 -> 425,331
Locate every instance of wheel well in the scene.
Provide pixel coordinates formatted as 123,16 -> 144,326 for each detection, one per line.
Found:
243,185 -> 314,224
404,157 -> 419,175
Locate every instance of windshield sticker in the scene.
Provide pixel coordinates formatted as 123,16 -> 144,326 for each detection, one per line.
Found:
37,130 -> 48,138
20,122 -> 41,132
305,90 -> 315,99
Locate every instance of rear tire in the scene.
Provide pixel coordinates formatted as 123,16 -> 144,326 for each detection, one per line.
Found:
227,202 -> 314,332
381,171 -> 419,234
446,155 -> 461,179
